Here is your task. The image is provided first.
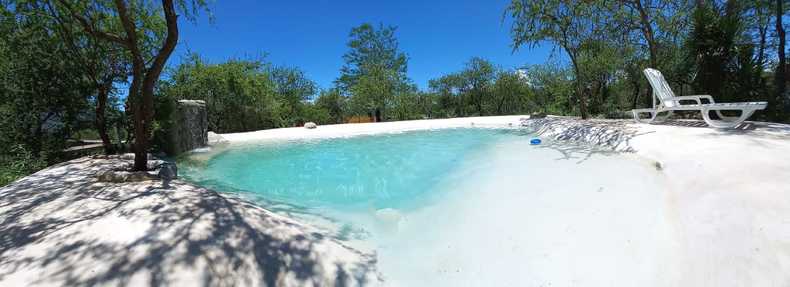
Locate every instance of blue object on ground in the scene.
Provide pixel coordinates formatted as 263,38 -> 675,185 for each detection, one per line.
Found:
530,138 -> 541,145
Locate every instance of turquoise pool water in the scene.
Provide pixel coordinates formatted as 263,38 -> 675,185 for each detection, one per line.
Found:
180,128 -> 527,210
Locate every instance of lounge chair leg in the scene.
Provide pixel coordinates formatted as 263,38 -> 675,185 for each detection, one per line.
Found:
715,110 -> 740,121
652,111 -> 673,123
633,109 -> 657,124
702,108 -> 755,128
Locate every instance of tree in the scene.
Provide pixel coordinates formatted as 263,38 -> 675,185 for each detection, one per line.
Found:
0,1 -> 92,179
428,73 -> 465,117
45,1 -> 129,154
161,54 -> 282,133
775,0 -> 787,118
506,0 -> 606,119
269,66 -> 317,126
686,0 -> 767,112
337,23 -> 410,121
748,0 -> 773,71
426,58 -> 497,117
525,63 -> 574,115
603,1 -> 694,109
57,0 -> 207,171
314,89 -> 346,124
610,1 -> 692,69
492,70 -> 531,115
459,57 -> 497,116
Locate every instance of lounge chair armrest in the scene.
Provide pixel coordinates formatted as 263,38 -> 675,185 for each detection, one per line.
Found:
672,95 -> 715,105
672,96 -> 702,105
687,95 -> 715,104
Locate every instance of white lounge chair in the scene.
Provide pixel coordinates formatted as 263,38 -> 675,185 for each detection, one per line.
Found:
632,68 -> 767,128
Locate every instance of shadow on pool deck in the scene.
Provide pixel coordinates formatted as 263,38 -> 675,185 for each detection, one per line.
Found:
520,117 -> 790,164
0,157 -> 377,286
521,118 -> 651,163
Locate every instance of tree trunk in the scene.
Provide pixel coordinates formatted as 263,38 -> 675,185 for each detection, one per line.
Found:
776,0 -> 787,118
96,79 -> 114,154
567,51 -> 589,119
129,72 -> 147,170
634,0 -> 658,69
629,66 -> 642,109
757,4 -> 769,69
114,0 -> 179,171
496,92 -> 506,114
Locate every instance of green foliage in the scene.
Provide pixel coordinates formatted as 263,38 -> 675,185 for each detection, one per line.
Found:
314,89 -> 346,124
492,70 -> 532,115
506,0 -> 609,118
688,1 -> 764,103
150,92 -> 177,153
504,0 -> 789,122
524,63 -> 574,115
0,145 -> 47,186
426,57 -> 534,117
428,73 -> 465,118
270,66 -> 318,126
160,53 -> 328,132
0,2 -> 94,167
160,54 -> 282,132
337,23 -> 413,120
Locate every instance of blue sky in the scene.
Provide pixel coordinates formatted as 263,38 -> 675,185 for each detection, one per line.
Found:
172,0 -> 556,90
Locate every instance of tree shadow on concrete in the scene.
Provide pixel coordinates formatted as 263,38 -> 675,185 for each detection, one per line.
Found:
520,117 -> 790,164
520,118 -> 653,164
0,157 -> 378,286
652,119 -> 760,130
191,179 -> 373,244
653,119 -> 790,143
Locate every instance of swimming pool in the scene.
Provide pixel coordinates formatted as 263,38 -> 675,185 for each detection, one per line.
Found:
180,127 -> 674,286
181,128 -> 523,210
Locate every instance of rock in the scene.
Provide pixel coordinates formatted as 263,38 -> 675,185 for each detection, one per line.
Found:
207,131 -> 229,146
375,208 -> 405,231
166,100 -> 208,155
96,170 -> 117,182
304,122 -> 317,129
96,159 -> 166,183
158,162 -> 178,180
127,172 -> 152,182
530,112 -> 547,119
96,170 -> 152,183
147,160 -> 166,170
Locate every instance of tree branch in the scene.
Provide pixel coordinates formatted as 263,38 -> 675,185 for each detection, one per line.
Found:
143,0 -> 179,85
55,0 -> 128,46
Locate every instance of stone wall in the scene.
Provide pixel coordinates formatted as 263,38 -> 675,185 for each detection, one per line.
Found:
166,100 -> 208,155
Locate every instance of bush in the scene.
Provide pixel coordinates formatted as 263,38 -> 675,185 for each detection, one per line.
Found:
0,145 -> 47,187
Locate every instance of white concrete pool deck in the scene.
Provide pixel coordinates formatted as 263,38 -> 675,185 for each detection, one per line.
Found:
2,115 -> 790,286
219,115 -> 528,142
0,156 -> 379,286
524,117 -> 790,286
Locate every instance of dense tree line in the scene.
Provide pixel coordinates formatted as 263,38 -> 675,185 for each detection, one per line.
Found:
158,54 -> 329,133
2,0 -> 790,186
506,0 -> 790,121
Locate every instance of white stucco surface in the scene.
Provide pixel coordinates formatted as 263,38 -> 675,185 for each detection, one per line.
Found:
3,115 -> 789,286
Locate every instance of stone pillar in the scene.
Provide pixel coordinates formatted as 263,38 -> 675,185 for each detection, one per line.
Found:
166,100 -> 208,155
